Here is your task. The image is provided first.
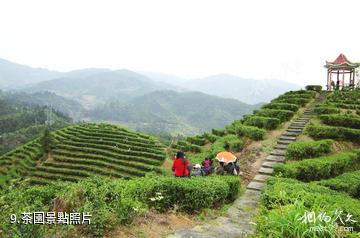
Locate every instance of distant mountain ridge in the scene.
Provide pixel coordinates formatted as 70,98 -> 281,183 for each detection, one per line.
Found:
139,72 -> 302,104
88,90 -> 260,135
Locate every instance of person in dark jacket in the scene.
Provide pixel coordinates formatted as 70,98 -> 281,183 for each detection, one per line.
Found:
172,151 -> 189,177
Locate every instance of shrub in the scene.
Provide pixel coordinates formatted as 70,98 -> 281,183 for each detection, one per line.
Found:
235,124 -> 265,140
243,116 -> 281,130
262,103 -> 299,112
314,107 -> 340,114
285,139 -> 333,160
255,177 -> 360,236
125,176 -> 240,213
212,128 -> 225,136
274,151 -> 360,181
320,114 -> 360,129
283,90 -> 316,97
317,170 -> 360,198
202,132 -> 218,143
306,124 -> 360,142
305,85 -> 322,92
272,98 -> 309,106
254,109 -> 294,122
215,135 -> 244,153
186,136 -> 206,146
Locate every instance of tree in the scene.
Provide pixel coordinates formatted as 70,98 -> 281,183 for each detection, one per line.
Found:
41,127 -> 52,154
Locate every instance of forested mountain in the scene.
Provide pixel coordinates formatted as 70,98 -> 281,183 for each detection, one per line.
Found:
140,72 -> 301,104
24,70 -> 183,108
88,90 -> 260,135
0,90 -> 72,154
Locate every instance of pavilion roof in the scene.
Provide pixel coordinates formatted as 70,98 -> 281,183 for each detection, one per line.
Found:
325,53 -> 360,69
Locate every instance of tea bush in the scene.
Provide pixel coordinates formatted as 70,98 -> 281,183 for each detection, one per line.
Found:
317,170 -> 360,199
254,109 -> 294,122
234,124 -> 265,140
202,132 -> 218,143
212,128 -> 225,136
306,125 -> 360,142
0,175 -> 240,237
314,107 -> 340,115
285,139 -> 333,160
262,102 -> 299,112
319,114 -> 360,129
243,115 -> 281,130
124,176 -> 240,213
254,177 -> 360,237
186,136 -> 206,146
305,85 -> 322,92
272,98 -> 309,106
274,151 -> 360,181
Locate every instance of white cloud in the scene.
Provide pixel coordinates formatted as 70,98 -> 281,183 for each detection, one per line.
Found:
0,0 -> 359,86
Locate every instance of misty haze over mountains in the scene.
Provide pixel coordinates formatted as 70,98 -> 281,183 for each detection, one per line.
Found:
0,58 -> 302,135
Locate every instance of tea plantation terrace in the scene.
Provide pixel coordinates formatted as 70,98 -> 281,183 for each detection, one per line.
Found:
0,123 -> 166,185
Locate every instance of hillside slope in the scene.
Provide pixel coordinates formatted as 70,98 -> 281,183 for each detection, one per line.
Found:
0,123 -> 165,187
88,90 -> 260,135
0,90 -> 72,155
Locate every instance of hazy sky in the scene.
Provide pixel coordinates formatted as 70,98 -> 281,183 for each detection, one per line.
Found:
0,0 -> 359,86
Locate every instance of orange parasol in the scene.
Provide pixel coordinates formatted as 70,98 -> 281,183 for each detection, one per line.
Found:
216,151 -> 237,164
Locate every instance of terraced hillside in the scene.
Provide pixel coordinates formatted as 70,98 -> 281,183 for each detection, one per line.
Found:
170,89 -> 317,165
0,123 -> 165,186
252,88 -> 360,237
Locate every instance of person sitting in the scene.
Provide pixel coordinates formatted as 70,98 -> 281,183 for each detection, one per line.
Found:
172,151 -> 189,177
201,158 -> 213,176
191,164 -> 203,176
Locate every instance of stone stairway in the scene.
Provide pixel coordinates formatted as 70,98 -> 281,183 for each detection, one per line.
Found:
168,93 -> 326,238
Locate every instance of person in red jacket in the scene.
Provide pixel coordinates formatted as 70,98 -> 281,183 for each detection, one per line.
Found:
172,151 -> 189,177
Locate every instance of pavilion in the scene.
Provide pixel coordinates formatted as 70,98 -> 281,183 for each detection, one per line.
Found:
324,53 -> 360,91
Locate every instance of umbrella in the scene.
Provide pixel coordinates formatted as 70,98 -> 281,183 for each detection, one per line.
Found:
216,151 -> 237,164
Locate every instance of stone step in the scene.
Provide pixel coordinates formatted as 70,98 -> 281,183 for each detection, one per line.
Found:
253,174 -> 270,182
291,122 -> 306,126
270,149 -> 285,156
275,144 -> 288,150
295,119 -> 309,122
288,126 -> 304,130
259,167 -> 274,175
279,136 -> 296,141
247,181 -> 265,191
277,139 -> 293,145
266,155 -> 285,162
262,161 -> 281,168
286,128 -> 302,132
283,131 -> 300,136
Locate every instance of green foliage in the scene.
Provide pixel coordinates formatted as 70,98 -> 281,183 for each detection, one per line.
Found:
234,123 -> 265,140
202,132 -> 218,143
306,124 -> 360,142
272,98 -> 310,106
320,114 -> 360,129
212,128 -> 226,136
254,177 -> 360,237
186,136 -> 206,146
243,115 -> 281,130
314,107 -> 340,115
125,176 -> 240,213
0,176 -> 240,237
254,108 -> 294,122
274,151 -> 360,181
262,102 -> 299,112
40,127 -> 52,153
317,170 -> 360,199
285,139 -> 333,160
305,85 -> 322,92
